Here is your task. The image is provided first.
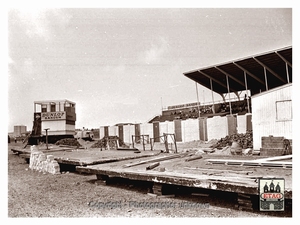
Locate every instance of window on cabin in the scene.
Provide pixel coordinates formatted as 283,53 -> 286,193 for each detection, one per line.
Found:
50,103 -> 56,112
276,100 -> 292,121
41,105 -> 47,112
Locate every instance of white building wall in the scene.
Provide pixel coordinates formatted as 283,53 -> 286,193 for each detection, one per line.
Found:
123,124 -> 135,144
182,119 -> 199,142
207,116 -> 228,140
252,84 -> 292,150
237,115 -> 247,134
159,121 -> 175,143
99,126 -> 106,139
41,120 -> 75,135
108,126 -> 118,136
140,123 -> 154,139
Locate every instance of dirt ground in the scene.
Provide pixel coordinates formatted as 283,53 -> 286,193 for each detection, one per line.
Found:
7,141 -> 292,218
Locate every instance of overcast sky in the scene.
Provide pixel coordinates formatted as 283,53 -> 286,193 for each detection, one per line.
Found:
7,7 -> 292,132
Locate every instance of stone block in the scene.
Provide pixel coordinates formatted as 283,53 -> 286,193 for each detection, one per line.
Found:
47,155 -> 54,162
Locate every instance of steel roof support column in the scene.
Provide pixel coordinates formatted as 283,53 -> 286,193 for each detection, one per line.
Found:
225,75 -> 232,115
195,82 -> 201,118
244,71 -> 250,113
264,67 -> 268,91
210,78 -> 215,114
285,62 -> 290,83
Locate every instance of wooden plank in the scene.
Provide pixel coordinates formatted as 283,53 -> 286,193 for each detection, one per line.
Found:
123,153 -> 188,168
253,155 -> 292,162
183,167 -> 254,175
185,155 -> 203,162
207,158 -> 292,168
146,162 -> 160,170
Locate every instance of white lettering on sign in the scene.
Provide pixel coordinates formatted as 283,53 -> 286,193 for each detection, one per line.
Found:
167,102 -> 200,110
41,112 -> 66,120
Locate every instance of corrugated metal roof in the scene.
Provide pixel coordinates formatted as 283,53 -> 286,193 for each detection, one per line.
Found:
183,46 -> 292,96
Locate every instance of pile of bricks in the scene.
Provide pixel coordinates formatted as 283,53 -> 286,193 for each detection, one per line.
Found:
29,146 -> 60,174
260,136 -> 292,156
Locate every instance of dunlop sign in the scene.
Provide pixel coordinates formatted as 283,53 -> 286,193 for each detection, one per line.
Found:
41,112 -> 66,121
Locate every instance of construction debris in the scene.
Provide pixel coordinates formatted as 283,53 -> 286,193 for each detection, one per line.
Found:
90,136 -> 128,149
210,131 -> 253,150
55,138 -> 82,147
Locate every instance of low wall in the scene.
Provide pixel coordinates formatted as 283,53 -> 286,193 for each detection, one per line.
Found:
182,119 -> 199,142
100,114 -> 250,143
207,116 -> 228,140
108,126 -> 118,136
237,115 -> 247,134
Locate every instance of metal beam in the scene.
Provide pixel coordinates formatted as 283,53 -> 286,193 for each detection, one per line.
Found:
197,70 -> 238,92
285,62 -> 290,83
215,66 -> 245,87
264,67 -> 268,91
225,75 -> 232,115
209,78 -> 215,114
253,57 -> 286,83
244,71 -> 250,113
233,62 -> 265,86
275,51 -> 292,67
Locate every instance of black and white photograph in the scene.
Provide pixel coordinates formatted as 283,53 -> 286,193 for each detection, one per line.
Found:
4,2 -> 298,221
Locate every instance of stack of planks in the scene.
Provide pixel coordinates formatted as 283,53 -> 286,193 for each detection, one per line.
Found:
236,193 -> 254,211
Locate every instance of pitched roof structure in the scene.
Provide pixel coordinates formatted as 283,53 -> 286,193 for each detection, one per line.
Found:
183,46 -> 292,96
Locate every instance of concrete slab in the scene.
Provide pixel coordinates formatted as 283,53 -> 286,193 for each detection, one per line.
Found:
76,153 -> 292,199
11,146 -> 161,166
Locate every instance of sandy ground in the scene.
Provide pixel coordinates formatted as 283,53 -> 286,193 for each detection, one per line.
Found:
7,141 -> 291,218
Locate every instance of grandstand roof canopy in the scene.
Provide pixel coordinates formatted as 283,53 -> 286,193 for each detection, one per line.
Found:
183,46 -> 292,96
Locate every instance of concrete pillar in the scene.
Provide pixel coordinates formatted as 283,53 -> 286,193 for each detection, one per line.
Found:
104,126 -> 109,137
199,117 -> 208,141
227,115 -> 237,136
153,122 -> 160,142
174,120 -> 182,142
118,125 -> 124,142
134,124 -> 141,142
246,113 -> 252,131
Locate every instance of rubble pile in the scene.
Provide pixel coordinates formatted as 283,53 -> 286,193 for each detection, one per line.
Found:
90,136 -> 128,149
210,131 -> 253,149
55,138 -> 82,147
29,146 -> 60,174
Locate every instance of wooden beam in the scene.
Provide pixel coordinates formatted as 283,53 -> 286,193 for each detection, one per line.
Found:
206,158 -> 292,168
123,153 -> 187,168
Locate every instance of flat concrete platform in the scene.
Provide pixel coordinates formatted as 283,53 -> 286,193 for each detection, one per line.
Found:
11,146 -> 161,166
76,153 -> 292,199
11,146 -> 76,154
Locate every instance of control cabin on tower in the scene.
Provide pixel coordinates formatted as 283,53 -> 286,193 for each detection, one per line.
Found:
28,99 -> 76,144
